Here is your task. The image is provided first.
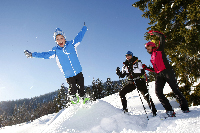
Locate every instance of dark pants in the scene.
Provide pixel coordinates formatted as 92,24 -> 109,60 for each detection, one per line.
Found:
155,68 -> 189,111
119,78 -> 157,114
66,72 -> 85,97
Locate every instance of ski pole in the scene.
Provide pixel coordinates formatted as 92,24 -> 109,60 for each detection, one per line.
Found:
133,79 -> 149,120
145,72 -> 149,86
144,72 -> 154,113
144,72 -> 152,106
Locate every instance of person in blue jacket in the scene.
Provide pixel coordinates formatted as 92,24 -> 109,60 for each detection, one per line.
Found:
24,23 -> 88,99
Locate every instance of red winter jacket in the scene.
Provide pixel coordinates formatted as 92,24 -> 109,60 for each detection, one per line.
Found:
145,31 -> 172,74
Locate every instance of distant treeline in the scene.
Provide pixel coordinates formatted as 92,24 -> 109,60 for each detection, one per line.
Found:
0,90 -> 58,127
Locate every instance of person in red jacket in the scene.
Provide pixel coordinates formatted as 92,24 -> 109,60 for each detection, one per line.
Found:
143,30 -> 189,117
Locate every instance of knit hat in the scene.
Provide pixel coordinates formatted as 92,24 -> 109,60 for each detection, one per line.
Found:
53,28 -> 66,41
125,51 -> 133,57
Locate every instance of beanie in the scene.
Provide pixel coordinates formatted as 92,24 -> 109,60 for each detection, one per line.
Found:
53,28 -> 66,41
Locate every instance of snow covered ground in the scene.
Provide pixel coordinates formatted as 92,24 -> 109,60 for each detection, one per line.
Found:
1,81 -> 200,133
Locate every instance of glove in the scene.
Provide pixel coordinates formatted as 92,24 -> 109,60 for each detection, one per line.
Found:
148,30 -> 165,37
116,67 -> 121,75
24,50 -> 32,58
148,30 -> 154,35
142,64 -> 147,70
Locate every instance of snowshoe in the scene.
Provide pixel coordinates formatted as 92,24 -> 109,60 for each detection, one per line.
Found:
166,111 -> 176,117
121,109 -> 131,115
82,96 -> 90,104
69,94 -> 79,104
122,108 -> 128,113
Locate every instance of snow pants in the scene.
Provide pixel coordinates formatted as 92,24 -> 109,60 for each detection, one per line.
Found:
66,72 -> 85,97
155,68 -> 189,111
119,78 -> 157,115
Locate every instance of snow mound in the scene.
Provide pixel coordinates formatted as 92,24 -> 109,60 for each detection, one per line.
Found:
42,99 -> 147,133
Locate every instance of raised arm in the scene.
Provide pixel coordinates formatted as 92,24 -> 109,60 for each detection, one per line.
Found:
148,30 -> 165,50
72,24 -> 88,46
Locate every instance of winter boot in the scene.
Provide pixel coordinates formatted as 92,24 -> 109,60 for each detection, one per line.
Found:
151,102 -> 157,117
122,108 -> 128,113
166,111 -> 176,117
182,110 -> 190,113
153,111 -> 157,117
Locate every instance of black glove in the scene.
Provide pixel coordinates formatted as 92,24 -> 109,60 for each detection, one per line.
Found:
116,67 -> 121,76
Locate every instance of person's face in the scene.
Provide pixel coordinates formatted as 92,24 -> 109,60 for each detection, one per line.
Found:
56,35 -> 65,48
126,54 -> 132,61
146,46 -> 153,53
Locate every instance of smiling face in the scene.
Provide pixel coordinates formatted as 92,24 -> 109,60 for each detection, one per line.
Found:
146,46 -> 153,54
56,34 -> 66,48
126,54 -> 132,61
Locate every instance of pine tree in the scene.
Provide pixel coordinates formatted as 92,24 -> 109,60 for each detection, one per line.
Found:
113,81 -> 121,93
105,78 -> 114,96
121,79 -> 128,88
133,0 -> 200,106
19,102 -> 29,123
92,78 -> 104,100
148,71 -> 157,82
190,83 -> 200,106
55,84 -> 68,112
12,104 -> 19,125
0,114 -> 3,127
91,78 -> 97,101
85,87 -> 92,98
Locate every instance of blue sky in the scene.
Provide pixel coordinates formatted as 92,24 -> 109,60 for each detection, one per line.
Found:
0,0 -> 152,101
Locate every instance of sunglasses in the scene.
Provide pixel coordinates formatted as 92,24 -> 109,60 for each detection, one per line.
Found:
126,54 -> 132,57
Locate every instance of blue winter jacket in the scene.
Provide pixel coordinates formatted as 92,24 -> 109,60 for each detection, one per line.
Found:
32,26 -> 87,78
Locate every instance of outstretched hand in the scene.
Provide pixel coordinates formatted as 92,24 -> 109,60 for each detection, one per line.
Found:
148,30 -> 154,35
83,22 -> 88,30
148,30 -> 165,37
142,64 -> 147,70
24,50 -> 32,58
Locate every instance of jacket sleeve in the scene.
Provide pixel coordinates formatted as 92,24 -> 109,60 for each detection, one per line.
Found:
146,66 -> 155,72
152,31 -> 165,51
72,26 -> 88,47
142,64 -> 155,72
32,49 -> 56,59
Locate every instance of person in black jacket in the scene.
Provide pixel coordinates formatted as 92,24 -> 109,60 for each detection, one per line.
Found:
116,51 -> 157,116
